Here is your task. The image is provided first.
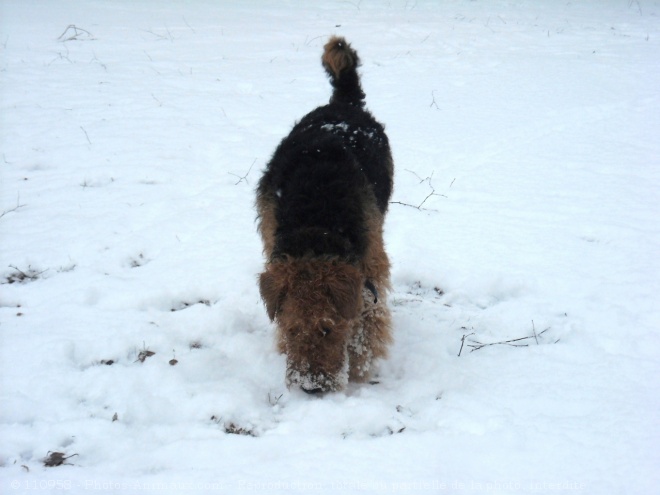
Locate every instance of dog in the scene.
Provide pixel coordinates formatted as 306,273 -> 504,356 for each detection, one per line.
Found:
256,37 -> 393,393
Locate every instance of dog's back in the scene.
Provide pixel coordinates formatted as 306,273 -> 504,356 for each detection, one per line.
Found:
258,37 -> 393,262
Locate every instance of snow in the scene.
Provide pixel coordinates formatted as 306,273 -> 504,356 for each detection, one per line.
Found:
1,0 -> 659,493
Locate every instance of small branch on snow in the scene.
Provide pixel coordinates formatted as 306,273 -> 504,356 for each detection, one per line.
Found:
229,159 -> 257,185
407,169 -> 430,184
80,126 -> 91,145
0,194 -> 26,220
268,392 -> 283,406
463,325 -> 552,353
182,16 -> 196,33
342,0 -> 362,11
90,50 -> 107,71
304,35 -> 324,47
467,335 -> 533,352
458,332 -> 475,357
429,90 -> 440,110
142,29 -> 168,41
57,25 -> 95,42
390,170 -> 447,211
143,27 -> 174,42
164,26 -> 174,43
49,44 -> 73,65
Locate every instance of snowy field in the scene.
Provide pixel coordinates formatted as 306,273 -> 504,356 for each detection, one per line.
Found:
1,1 -> 659,493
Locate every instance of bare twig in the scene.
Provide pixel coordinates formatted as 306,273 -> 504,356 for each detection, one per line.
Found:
229,159 -> 257,185
342,0 -> 362,10
142,28 -> 171,41
165,26 -> 174,42
80,126 -> 91,145
407,169 -> 428,184
57,25 -> 95,42
467,335 -> 533,351
182,16 -> 196,33
458,332 -> 475,357
268,392 -> 283,406
429,90 -> 439,110
0,194 -> 26,220
390,170 -> 447,210
90,51 -> 107,71
49,44 -> 72,65
304,35 -> 324,47
464,325 -> 552,353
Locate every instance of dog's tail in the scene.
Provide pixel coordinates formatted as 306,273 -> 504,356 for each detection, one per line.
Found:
322,36 -> 365,106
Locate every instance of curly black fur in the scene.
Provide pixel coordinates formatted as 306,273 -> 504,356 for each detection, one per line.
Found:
257,37 -> 393,262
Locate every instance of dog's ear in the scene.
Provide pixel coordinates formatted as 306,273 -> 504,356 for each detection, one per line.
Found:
259,270 -> 285,321
327,269 -> 362,320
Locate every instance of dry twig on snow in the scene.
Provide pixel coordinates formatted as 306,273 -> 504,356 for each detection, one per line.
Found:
57,25 -> 95,42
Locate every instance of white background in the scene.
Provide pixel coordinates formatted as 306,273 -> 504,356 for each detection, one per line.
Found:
1,1 -> 658,493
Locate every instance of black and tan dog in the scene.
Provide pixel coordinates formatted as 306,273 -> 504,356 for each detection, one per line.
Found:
256,37 -> 393,393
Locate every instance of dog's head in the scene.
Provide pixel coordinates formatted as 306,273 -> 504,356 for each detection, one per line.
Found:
259,258 -> 364,393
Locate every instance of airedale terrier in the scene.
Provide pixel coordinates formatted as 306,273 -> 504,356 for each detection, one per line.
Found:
256,37 -> 393,393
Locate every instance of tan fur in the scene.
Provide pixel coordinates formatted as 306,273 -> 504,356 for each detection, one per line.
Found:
322,36 -> 357,79
348,200 -> 392,382
260,258 -> 366,391
256,192 -> 277,260
257,205 -> 393,391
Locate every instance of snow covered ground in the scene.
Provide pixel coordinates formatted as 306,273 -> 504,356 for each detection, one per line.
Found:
1,1 -> 659,493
